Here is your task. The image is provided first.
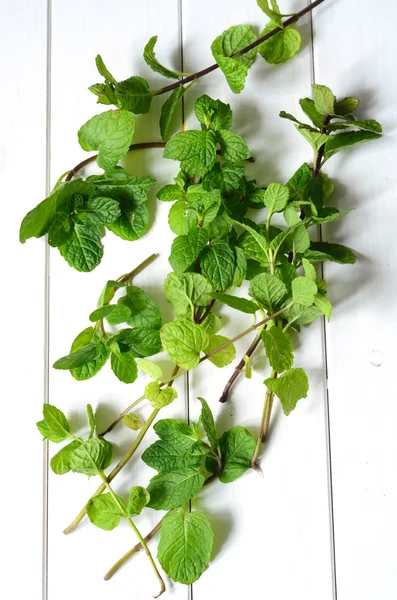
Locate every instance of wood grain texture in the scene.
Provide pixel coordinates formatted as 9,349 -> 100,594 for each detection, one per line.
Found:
0,1 -> 48,597
313,1 -> 397,598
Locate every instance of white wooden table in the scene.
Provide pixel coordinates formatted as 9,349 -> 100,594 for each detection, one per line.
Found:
2,1 -> 396,598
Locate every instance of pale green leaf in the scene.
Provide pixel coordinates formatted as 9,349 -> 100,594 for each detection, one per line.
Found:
160,320 -> 209,369
265,367 -> 309,415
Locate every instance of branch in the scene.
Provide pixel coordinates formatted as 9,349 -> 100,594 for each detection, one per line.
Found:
219,332 -> 262,403
155,0 -> 326,97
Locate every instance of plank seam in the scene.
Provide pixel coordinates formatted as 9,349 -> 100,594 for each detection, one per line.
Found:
308,4 -> 338,599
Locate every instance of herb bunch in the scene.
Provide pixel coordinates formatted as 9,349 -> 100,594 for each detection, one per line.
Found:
19,0 -> 383,597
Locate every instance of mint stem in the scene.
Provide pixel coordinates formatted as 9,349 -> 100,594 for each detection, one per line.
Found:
219,331 -> 262,403
118,253 -> 158,284
155,0 -> 326,97
251,369 -> 277,468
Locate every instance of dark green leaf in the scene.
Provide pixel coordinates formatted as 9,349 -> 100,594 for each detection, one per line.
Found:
219,426 -> 256,483
211,292 -> 258,314
198,397 -> 218,451
120,285 -> 162,329
200,240 -> 236,291
216,129 -> 250,161
87,404 -> 96,438
95,54 -> 117,85
143,36 -> 183,79
169,227 -> 209,273
324,130 -> 381,160
147,467 -> 206,510
110,347 -> 138,383
69,327 -> 109,381
115,77 -> 152,114
299,98 -> 324,129
20,189 -> 60,243
195,95 -> 233,131
305,242 -> 356,264
164,130 -> 217,179
154,419 -> 199,442
59,224 -> 103,272
53,345 -> 100,370
334,96 -> 359,116
160,85 -> 186,140
142,438 -> 206,472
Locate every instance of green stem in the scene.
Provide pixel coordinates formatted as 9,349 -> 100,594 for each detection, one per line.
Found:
118,253 -> 158,284
97,472 -> 165,597
63,408 -> 160,534
251,369 -> 277,468
104,518 -> 163,581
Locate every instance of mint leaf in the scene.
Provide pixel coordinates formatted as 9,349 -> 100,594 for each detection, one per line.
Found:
195,95 -> 233,131
324,130 -> 381,160
259,22 -> 301,64
144,382 -> 178,409
114,327 -> 162,358
211,25 -> 257,93
41,404 -> 70,442
305,242 -> 356,264
256,0 -> 286,27
154,419 -> 199,442
137,358 -> 163,381
157,183 -> 185,202
164,130 -> 217,178
87,404 -> 96,438
127,486 -> 150,516
115,77 -> 152,114
249,272 -> 287,312
78,110 -> 135,170
160,85 -> 185,140
120,286 -> 162,329
169,227 -> 209,273
53,344 -> 100,370
89,304 -> 131,325
265,367 -> 309,415
216,129 -> 250,161
143,36 -> 183,79
158,509 -> 214,584
123,413 -> 142,431
20,188 -> 60,243
87,493 -> 123,530
264,182 -> 289,213
210,292 -> 258,314
142,438 -> 206,472
231,246 -> 247,289
219,426 -> 256,483
70,438 -> 113,475
147,468 -> 206,510
160,320 -> 209,369
79,196 -> 121,225
204,162 -> 244,195
110,347 -> 138,383
198,397 -> 218,451
326,119 -> 382,134
168,200 -> 198,235
59,224 -> 103,272
200,240 -> 236,291
236,220 -> 269,257
262,326 -> 293,373
69,327 -> 109,381
292,276 -> 317,306
299,98 -> 324,129
302,258 -> 316,281
312,84 -> 335,116
296,127 -> 329,151
107,203 -> 149,241
95,54 -> 117,85
50,440 -> 81,475
164,272 -> 212,318
200,313 -> 222,335
206,334 -> 236,367
313,293 -> 332,321
334,96 -> 359,116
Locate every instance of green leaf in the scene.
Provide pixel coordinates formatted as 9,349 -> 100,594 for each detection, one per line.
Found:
216,129 -> 250,161
160,85 -> 186,141
115,77 -> 152,114
302,257 -> 316,281
210,292 -> 258,314
264,367 -> 309,415
144,382 -> 178,409
219,426 -> 256,483
19,189 -> 59,243
147,468 -> 206,510
200,313 -> 222,335
120,286 -> 162,329
168,200 -> 198,235
164,130 -> 217,179
142,438 -> 206,472
205,334 -> 236,367
296,127 -> 329,151
110,347 -> 138,384
50,440 -> 82,474
231,246 -> 247,289
257,0 -> 286,26
53,344 -> 100,371
154,419 -> 198,442
305,242 -> 356,264
243,354 -> 252,378
122,413 -> 143,431
195,95 -> 233,131
47,211 -> 73,247
87,404 -> 96,438
291,222 -> 310,255
292,276 -> 317,306
312,84 -> 335,116
39,404 -> 70,442
249,272 -> 287,312
89,304 -> 131,325
143,36 -> 183,79
70,438 -> 113,476
169,227 -> 209,274
264,182 -> 289,213
299,98 -> 324,129
313,293 -> 332,321
326,119 -> 382,134
69,327 -> 109,381
158,509 -> 214,585
160,320 -> 209,369
211,25 -> 257,93
87,493 -> 123,530
79,196 -> 121,225
78,110 -> 135,170
89,82 -> 117,106
137,358 -> 163,381
198,397 -> 218,451
157,183 -> 185,202
59,224 -> 103,272
259,22 -> 301,64
164,272 -> 212,318
95,54 -> 117,85
235,220 -> 269,258
334,96 -> 359,116
114,327 -> 162,358
107,202 -> 149,241
324,130 -> 381,160
262,326 -> 293,373
200,241 -> 236,291
127,486 -> 150,516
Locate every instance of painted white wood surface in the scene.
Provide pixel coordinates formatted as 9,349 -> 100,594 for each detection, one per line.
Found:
0,2 -> 48,598
3,1 -> 396,599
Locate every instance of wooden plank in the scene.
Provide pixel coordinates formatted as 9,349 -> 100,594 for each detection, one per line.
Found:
0,0 -> 48,597
48,2 -> 187,598
312,1 -> 397,598
182,1 -> 334,598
